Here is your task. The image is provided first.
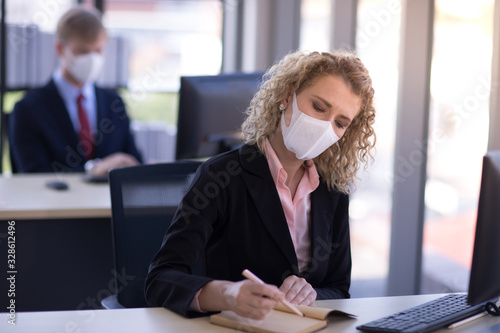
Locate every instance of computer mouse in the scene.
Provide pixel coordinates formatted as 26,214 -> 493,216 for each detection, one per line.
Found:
45,180 -> 69,190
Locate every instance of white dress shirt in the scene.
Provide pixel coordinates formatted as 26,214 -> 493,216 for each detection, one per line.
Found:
52,67 -> 97,135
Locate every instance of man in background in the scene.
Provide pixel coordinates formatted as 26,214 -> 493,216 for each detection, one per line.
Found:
9,6 -> 142,176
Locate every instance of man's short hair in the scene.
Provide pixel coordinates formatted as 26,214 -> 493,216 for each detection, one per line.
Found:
56,6 -> 106,44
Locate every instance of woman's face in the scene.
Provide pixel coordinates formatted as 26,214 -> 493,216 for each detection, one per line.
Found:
282,75 -> 361,138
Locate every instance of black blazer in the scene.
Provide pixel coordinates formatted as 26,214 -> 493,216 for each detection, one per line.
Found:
9,79 -> 142,173
145,144 -> 351,317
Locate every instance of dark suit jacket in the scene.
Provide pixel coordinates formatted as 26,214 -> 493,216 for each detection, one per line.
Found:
9,79 -> 142,173
145,144 -> 351,317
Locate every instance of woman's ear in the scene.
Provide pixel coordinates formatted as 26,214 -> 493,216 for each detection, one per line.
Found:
281,92 -> 294,127
281,92 -> 293,109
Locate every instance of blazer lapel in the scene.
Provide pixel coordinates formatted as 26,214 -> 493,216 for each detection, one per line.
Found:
45,80 -> 80,147
93,86 -> 106,158
307,184 -> 336,280
238,145 -> 299,272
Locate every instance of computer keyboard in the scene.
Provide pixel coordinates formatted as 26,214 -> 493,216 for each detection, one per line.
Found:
356,293 -> 489,333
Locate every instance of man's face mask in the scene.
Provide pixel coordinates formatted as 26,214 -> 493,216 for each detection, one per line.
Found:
62,47 -> 104,83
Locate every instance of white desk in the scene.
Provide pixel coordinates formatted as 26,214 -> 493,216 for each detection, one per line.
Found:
0,173 -> 113,312
2,294 -> 500,333
0,173 -> 111,219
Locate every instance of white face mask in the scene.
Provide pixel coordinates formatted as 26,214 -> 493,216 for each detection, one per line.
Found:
281,93 -> 340,160
62,48 -> 104,83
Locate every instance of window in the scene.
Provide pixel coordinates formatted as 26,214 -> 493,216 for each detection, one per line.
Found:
300,0 -> 331,52
103,1 -> 223,162
350,0 -> 401,297
422,0 -> 493,294
102,0 -> 223,124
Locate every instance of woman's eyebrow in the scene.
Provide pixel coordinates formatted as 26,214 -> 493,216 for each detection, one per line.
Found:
312,94 -> 332,108
338,115 -> 352,124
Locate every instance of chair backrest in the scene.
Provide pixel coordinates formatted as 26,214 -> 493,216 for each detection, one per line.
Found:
108,161 -> 202,308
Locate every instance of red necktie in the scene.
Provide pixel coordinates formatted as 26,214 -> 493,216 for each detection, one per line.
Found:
77,93 -> 95,161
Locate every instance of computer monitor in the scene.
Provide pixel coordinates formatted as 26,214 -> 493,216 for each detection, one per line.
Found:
468,150 -> 500,305
175,72 -> 263,160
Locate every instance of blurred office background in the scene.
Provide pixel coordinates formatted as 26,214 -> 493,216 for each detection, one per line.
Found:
0,0 -> 497,299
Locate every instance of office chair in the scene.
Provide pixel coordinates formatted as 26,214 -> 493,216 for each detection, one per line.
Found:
101,161 -> 202,309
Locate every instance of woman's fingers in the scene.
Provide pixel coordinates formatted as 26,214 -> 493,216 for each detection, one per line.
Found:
279,275 -> 317,306
225,280 -> 284,319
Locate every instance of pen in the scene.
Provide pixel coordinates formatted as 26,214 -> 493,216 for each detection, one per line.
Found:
242,269 -> 305,317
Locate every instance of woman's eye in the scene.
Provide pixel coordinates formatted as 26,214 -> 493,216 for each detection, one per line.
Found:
335,120 -> 346,129
312,102 -> 325,113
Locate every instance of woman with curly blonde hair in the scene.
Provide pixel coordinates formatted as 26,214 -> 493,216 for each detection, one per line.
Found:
146,50 -> 376,319
242,50 -> 375,193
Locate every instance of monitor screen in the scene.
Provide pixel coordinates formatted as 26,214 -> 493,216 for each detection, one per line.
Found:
468,150 -> 500,305
175,72 -> 263,160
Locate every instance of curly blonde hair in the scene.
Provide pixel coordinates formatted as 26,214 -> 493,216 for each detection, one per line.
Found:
241,50 -> 376,194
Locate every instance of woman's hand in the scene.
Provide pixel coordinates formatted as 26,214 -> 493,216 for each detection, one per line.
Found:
199,280 -> 284,320
223,280 -> 284,319
279,275 -> 317,306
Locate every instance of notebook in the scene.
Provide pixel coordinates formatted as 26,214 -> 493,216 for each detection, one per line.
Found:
210,303 -> 356,333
